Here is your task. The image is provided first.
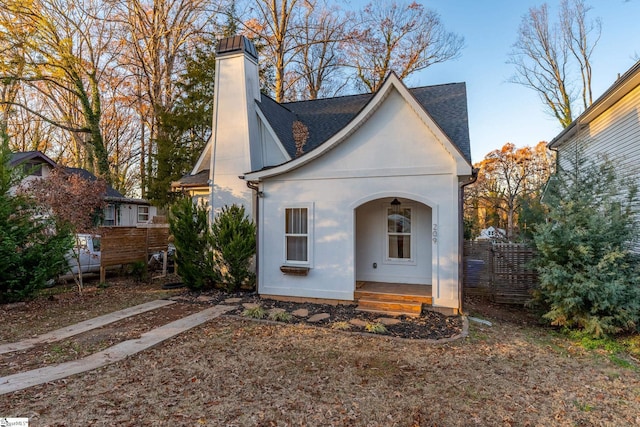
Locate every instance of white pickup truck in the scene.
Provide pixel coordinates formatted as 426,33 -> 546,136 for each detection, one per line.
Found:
65,234 -> 101,275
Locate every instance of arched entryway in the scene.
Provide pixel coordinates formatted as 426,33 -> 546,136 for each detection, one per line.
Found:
354,195 -> 435,287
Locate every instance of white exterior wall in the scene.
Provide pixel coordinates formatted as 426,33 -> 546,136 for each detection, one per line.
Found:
116,203 -> 158,226
208,50 -> 261,215
257,89 -> 463,309
556,84 -> 640,251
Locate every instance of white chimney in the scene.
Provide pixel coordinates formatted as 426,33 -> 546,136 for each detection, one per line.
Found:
208,36 -> 261,217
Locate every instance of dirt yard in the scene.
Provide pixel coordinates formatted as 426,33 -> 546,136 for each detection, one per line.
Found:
1,276 -> 639,426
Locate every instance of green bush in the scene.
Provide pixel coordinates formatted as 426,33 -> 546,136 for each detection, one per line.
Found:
532,156 -> 640,337
0,147 -> 73,302
169,197 -> 215,291
242,305 -> 266,319
128,261 -> 148,283
211,204 -> 256,292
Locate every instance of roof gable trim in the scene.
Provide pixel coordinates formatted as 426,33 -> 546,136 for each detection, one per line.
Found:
255,105 -> 292,162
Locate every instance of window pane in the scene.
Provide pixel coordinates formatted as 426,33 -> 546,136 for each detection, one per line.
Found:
286,208 -> 307,234
138,206 -> 149,222
286,236 -> 308,261
388,208 -> 411,233
388,235 -> 411,259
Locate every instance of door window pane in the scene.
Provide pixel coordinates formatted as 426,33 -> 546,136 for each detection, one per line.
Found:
387,207 -> 412,260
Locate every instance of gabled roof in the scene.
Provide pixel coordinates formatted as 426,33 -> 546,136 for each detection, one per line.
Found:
248,73 -> 472,180
11,150 -> 150,204
9,151 -> 57,168
549,60 -> 640,149
257,80 -> 471,164
64,167 -> 124,199
172,169 -> 210,189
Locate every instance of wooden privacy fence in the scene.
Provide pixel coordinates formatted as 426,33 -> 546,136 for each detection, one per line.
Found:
99,225 -> 170,282
463,240 -> 538,304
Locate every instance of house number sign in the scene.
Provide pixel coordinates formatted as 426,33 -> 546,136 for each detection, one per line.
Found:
432,224 -> 438,243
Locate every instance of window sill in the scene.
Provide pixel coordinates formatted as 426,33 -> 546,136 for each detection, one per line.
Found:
280,265 -> 310,276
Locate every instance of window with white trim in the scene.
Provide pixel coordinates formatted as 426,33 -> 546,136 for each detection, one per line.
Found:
386,206 -> 412,261
285,207 -> 308,263
103,204 -> 116,226
137,206 -> 149,222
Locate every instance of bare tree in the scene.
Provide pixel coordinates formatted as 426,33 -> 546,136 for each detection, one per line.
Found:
115,0 -> 220,196
347,0 -> 463,93
509,0 -> 601,128
0,0 -> 119,183
242,0 -> 302,102
561,0 -> 601,110
290,0 -> 350,100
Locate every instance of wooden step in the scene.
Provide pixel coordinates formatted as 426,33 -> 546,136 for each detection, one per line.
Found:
354,290 -> 432,305
355,298 -> 423,317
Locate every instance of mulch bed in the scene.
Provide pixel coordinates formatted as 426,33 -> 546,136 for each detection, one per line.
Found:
171,288 -> 464,341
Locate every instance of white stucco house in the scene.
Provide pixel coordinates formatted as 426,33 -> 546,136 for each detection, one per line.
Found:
10,151 -> 157,227
548,60 -> 640,252
176,36 -> 474,313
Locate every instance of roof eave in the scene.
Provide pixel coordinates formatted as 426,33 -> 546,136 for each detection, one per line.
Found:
549,60 -> 640,149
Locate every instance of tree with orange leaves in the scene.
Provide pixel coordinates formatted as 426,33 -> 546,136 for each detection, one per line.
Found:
27,167 -> 107,292
466,141 -> 554,240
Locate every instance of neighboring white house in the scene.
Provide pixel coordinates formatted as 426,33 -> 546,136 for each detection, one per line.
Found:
176,36 -> 474,312
10,151 -> 157,227
476,226 -> 506,242
548,60 -> 640,252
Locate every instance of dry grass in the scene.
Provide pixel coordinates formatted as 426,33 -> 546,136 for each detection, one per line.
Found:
0,275 -> 183,343
1,279 -> 639,426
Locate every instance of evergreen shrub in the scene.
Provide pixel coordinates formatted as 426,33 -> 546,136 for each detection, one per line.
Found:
169,197 -> 214,291
211,204 -> 256,292
532,156 -> 640,337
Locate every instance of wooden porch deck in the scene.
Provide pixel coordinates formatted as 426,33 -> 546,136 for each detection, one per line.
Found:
354,281 -> 433,317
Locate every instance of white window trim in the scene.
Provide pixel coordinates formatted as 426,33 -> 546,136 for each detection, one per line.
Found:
137,205 -> 150,223
383,202 -> 416,265
283,203 -> 314,267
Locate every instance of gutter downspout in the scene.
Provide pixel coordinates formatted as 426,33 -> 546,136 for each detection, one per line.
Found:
246,180 -> 261,292
458,168 -> 479,314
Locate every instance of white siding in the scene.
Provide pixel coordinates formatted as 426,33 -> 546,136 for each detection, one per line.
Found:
556,83 -> 640,252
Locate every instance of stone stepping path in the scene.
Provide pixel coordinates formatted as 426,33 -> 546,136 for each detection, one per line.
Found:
0,300 -> 176,355
0,305 -> 234,395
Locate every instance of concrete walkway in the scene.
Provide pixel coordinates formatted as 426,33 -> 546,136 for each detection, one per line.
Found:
0,300 -> 176,355
0,304 -> 233,395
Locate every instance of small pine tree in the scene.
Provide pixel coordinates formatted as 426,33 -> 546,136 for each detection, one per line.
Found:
532,155 -> 640,336
211,204 -> 256,292
169,197 -> 215,291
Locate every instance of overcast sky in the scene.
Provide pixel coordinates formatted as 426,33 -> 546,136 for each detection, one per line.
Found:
375,0 -> 640,163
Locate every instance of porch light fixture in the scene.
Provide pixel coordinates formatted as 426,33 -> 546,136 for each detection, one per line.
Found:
390,198 -> 401,215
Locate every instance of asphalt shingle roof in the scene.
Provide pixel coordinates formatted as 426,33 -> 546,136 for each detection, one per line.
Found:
257,82 -> 471,164
64,167 -> 124,198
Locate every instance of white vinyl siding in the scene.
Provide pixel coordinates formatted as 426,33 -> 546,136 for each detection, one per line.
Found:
556,83 -> 640,253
